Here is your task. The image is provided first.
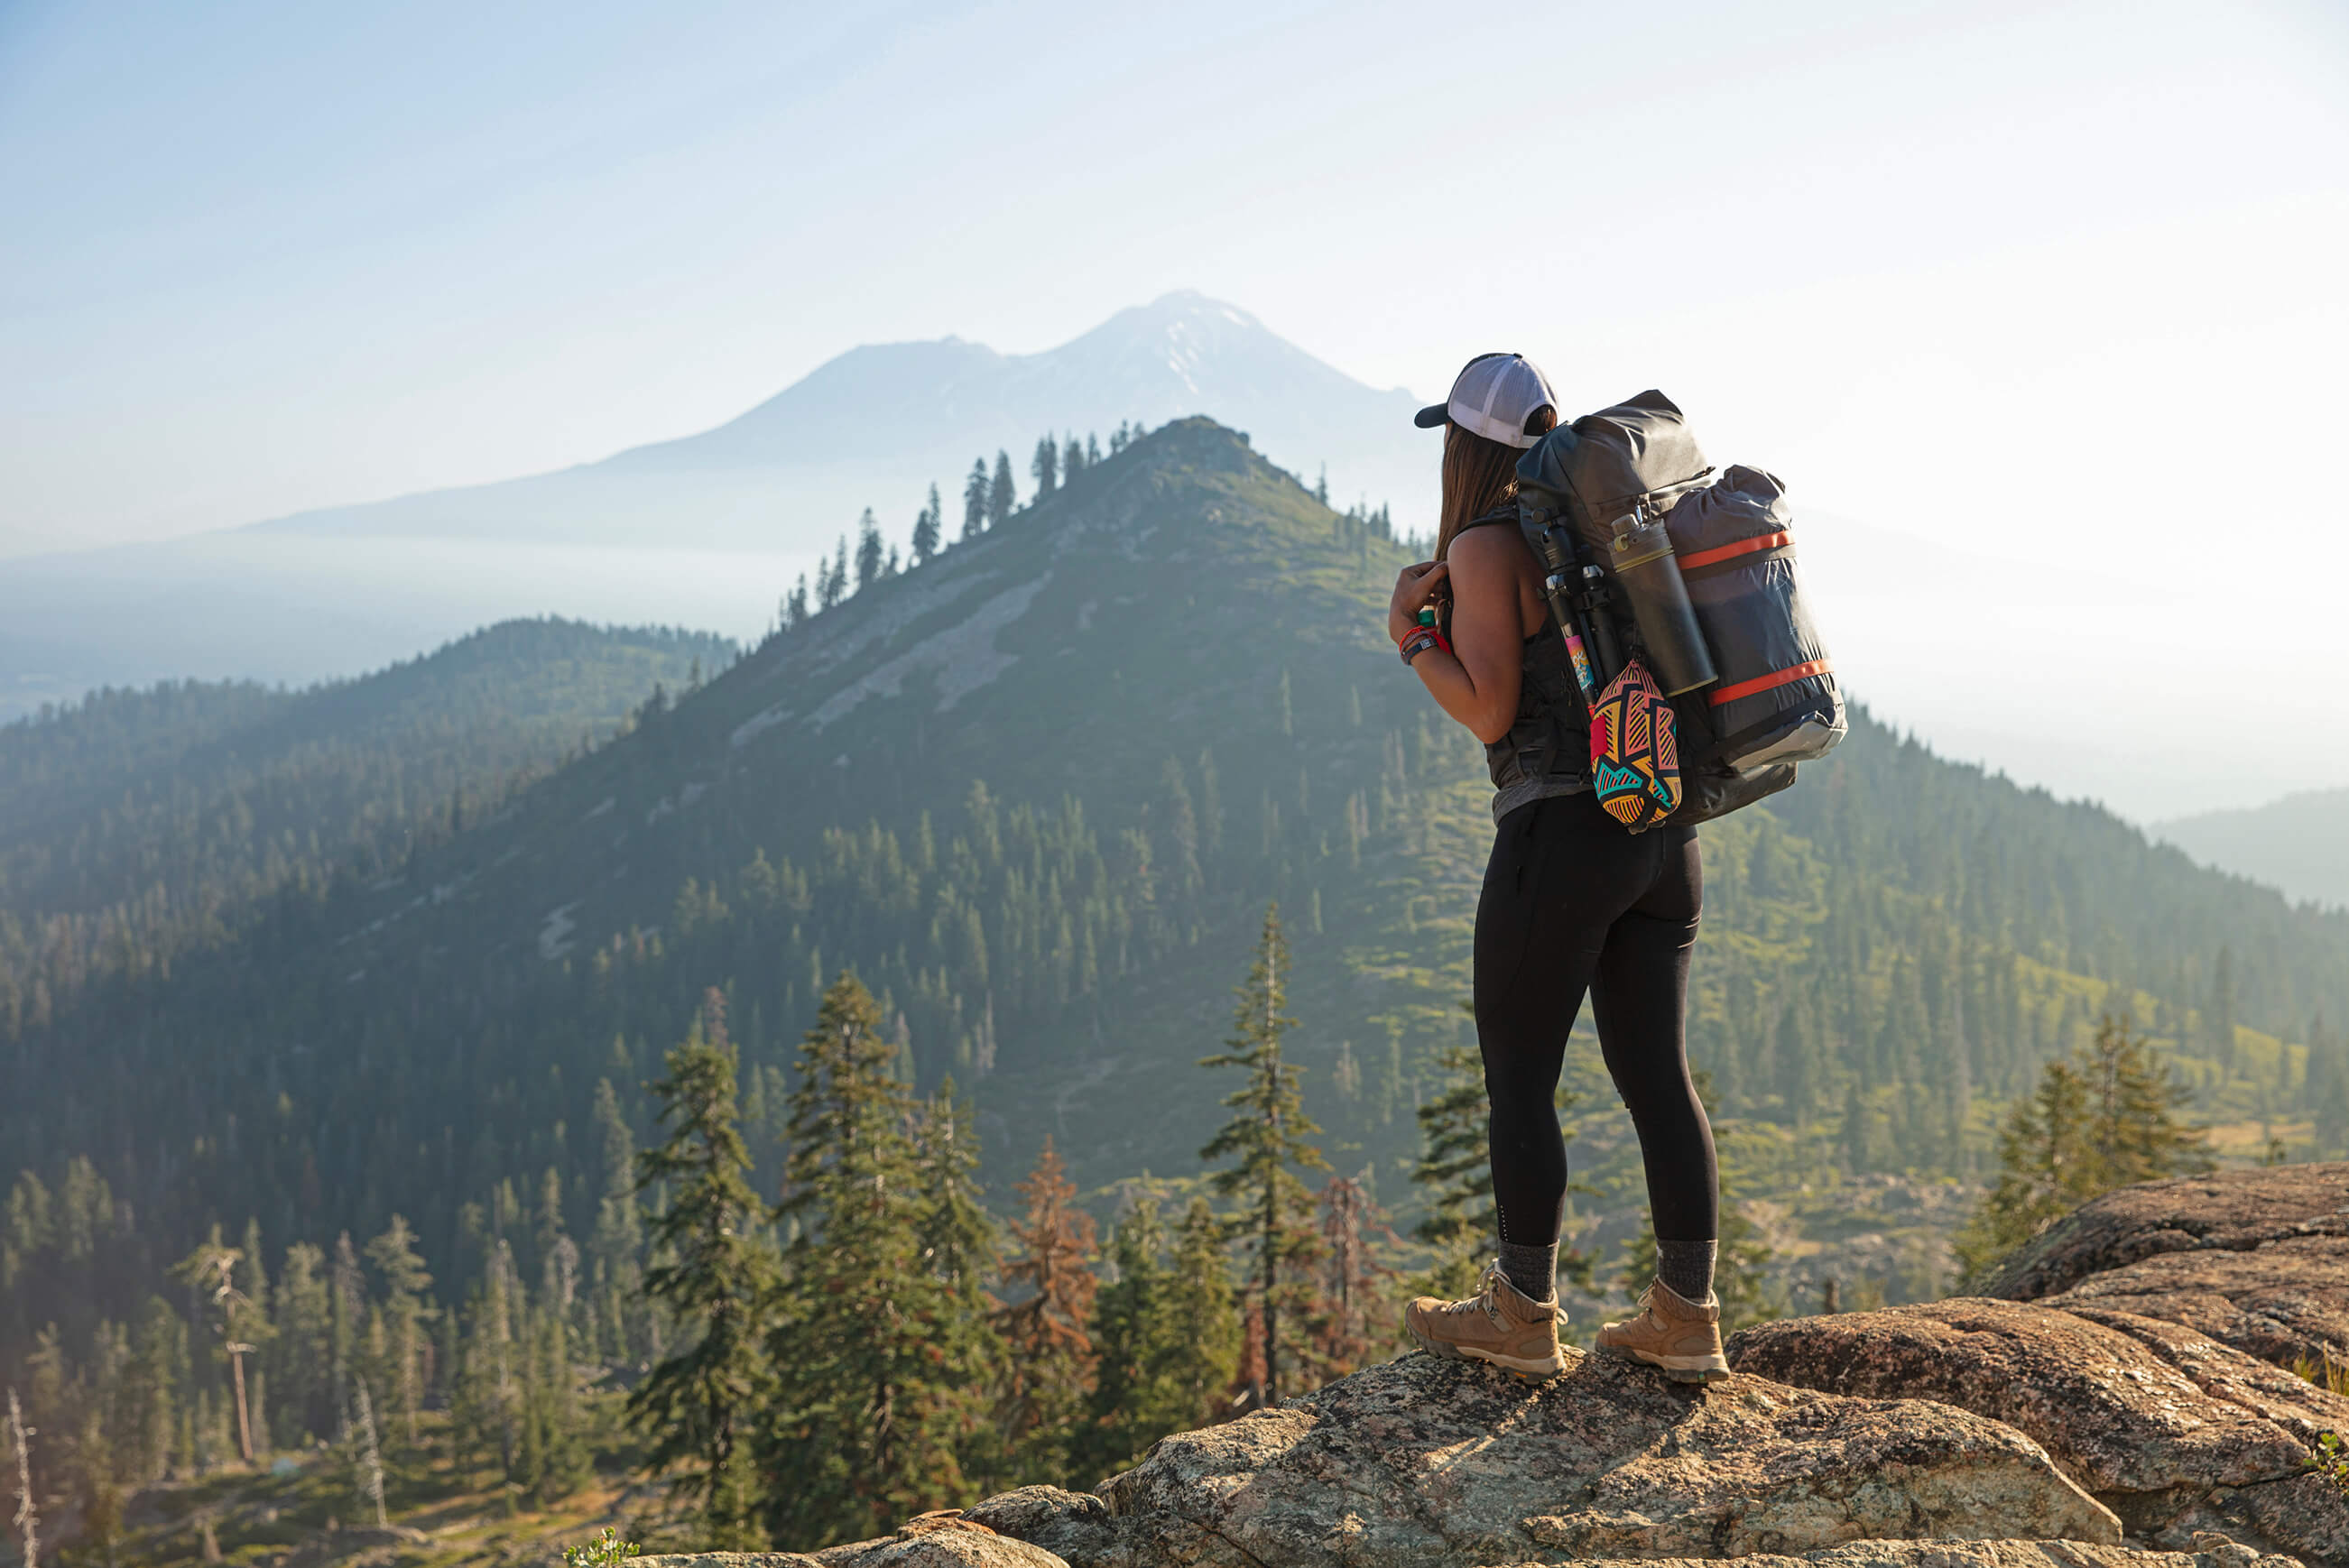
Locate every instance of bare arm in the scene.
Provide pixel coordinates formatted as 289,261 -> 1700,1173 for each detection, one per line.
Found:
1387,528 -> 1528,744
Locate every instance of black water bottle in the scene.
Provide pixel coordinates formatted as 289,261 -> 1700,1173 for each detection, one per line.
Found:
1608,509 -> 1718,696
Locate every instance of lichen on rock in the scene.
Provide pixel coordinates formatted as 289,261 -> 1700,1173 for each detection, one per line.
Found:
1072,1348 -> 2117,1568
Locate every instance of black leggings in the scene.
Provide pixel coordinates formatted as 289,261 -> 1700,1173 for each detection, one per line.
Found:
1474,790 -> 1716,1246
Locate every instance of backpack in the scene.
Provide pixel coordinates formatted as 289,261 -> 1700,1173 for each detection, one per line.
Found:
1515,390 -> 1845,826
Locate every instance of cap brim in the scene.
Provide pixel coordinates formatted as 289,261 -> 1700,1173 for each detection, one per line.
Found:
1413,403 -> 1449,429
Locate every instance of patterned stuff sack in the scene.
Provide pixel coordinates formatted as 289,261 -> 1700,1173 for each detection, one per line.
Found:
1589,659 -> 1683,831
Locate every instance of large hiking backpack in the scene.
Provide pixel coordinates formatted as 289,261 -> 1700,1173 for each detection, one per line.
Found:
1515,390 -> 1845,825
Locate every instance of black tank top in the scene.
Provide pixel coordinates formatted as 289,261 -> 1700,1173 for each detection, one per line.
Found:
1449,504 -> 1591,825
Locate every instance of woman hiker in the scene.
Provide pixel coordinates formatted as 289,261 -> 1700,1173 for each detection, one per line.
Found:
1389,352 -> 1730,1385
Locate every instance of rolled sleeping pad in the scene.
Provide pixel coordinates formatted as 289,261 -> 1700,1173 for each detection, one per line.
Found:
1661,466 -> 1846,771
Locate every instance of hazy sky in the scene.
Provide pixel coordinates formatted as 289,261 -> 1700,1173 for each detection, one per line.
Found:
4,0 -> 2345,573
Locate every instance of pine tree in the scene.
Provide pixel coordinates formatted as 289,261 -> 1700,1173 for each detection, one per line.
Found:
988,451 -> 1016,526
1072,1198 -> 1173,1481
963,458 -> 990,541
1410,1039 -> 1492,1299
171,1231 -> 267,1463
1062,432 -> 1085,481
855,509 -> 884,593
912,484 -> 943,563
907,1079 -> 1004,1480
2207,947 -> 2239,1077
1957,1014 -> 2212,1281
1199,904 -> 1328,1404
762,973 -> 985,1547
785,575 -> 809,629
995,1140 -> 1097,1481
126,1296 -> 183,1480
1031,435 -> 1059,500
1163,1196 -> 1243,1422
589,1075 -> 643,1362
629,989 -> 774,1549
265,1245 -> 324,1445
2311,1016 -> 2349,1157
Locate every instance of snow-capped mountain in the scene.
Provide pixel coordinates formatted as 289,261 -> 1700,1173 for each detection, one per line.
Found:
258,292 -> 1429,551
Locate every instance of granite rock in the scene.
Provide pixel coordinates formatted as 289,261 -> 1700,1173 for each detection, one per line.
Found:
1977,1167 -> 2349,1371
1030,1348 -> 2120,1568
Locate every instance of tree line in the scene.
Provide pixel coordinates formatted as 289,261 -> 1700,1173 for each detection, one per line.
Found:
778,421 -> 1153,632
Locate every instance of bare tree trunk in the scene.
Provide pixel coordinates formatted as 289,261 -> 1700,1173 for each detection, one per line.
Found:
6,1387 -> 37,1568
227,1347 -> 255,1463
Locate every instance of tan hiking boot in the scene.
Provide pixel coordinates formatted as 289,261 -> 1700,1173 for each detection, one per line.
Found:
1595,1277 -> 1731,1384
1402,1264 -> 1564,1380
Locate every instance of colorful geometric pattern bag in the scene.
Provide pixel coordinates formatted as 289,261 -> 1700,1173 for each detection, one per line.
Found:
1588,659 -> 1684,831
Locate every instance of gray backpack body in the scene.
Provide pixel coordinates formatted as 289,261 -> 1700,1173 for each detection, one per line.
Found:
1514,390 -> 1845,824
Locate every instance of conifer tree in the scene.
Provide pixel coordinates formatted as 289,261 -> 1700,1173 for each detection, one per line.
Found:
995,1140 -> 1097,1481
1956,1014 -> 2212,1281
763,973 -> 985,1548
2207,947 -> 2239,1077
1199,904 -> 1328,1403
267,1246 -> 324,1446
171,1232 -> 267,1463
1168,1197 -> 1242,1424
963,458 -> 990,541
629,989 -> 774,1549
2311,1016 -> 2348,1157
363,1216 -> 434,1448
1073,1198 -> 1173,1480
912,484 -> 943,564
1410,1039 -> 1494,1299
1031,435 -> 1059,500
589,1076 -> 643,1361
908,1079 -> 1004,1476
855,509 -> 884,593
988,451 -> 1016,527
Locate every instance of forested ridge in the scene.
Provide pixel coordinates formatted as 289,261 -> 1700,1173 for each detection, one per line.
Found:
0,618 -> 732,1040
5,418 -> 2347,1476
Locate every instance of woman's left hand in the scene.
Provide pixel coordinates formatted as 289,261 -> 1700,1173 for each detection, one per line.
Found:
1389,560 -> 1448,643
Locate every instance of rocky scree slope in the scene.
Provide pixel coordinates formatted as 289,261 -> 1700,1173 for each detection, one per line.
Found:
630,1169 -> 2349,1568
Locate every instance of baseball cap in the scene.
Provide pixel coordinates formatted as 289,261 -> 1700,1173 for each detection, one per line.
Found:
1412,353 -> 1558,448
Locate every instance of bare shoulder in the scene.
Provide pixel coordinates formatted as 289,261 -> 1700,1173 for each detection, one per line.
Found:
1447,520 -> 1544,634
1446,521 -> 1529,571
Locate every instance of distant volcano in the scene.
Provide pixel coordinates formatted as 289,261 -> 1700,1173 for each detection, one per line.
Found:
254,292 -> 1429,552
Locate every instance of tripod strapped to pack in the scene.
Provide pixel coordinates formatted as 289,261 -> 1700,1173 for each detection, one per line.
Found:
1515,391 -> 1846,827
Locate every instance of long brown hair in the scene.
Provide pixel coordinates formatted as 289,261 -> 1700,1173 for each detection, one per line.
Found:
1434,407 -> 1556,563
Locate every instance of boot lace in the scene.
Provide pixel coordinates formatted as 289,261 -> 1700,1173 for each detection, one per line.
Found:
1436,1264 -> 1508,1324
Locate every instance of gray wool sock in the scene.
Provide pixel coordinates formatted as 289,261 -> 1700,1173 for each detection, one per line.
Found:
1656,1238 -> 1717,1305
1496,1240 -> 1558,1303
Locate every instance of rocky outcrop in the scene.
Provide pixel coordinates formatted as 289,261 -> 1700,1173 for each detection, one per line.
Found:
979,1349 -> 2120,1568
630,1169 -> 2349,1568
1552,1545 -> 2298,1568
1977,1167 -> 2349,1371
1727,1298 -> 2349,1562
628,1510 -> 1068,1567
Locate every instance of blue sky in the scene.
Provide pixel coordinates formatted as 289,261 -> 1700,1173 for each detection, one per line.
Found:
4,0 -> 2345,568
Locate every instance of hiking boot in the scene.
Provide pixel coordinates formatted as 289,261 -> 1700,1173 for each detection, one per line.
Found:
1595,1277 -> 1731,1384
1402,1264 -> 1564,1380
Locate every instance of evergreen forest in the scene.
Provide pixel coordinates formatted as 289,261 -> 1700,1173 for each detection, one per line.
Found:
4,417 -> 2347,1558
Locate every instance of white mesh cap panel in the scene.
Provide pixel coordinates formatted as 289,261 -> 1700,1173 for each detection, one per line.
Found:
1447,354 -> 1558,448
